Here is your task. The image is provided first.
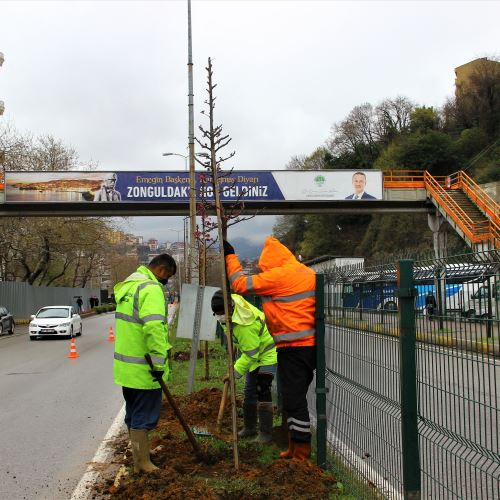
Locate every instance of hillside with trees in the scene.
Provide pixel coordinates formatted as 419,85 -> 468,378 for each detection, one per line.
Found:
274,57 -> 500,262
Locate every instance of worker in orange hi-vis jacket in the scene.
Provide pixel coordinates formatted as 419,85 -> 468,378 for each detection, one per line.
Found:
223,236 -> 316,461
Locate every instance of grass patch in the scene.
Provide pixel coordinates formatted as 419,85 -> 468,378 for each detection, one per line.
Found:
256,443 -> 280,465
168,335 -> 245,396
324,452 -> 384,500
203,477 -> 272,498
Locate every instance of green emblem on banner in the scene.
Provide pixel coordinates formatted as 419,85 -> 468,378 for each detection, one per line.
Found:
314,175 -> 326,187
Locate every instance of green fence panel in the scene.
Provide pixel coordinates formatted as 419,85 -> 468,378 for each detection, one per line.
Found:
308,249 -> 500,498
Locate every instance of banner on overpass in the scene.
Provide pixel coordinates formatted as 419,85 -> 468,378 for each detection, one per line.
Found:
3,170 -> 383,203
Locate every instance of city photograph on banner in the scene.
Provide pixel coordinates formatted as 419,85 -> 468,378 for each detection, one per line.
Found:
4,170 -> 383,203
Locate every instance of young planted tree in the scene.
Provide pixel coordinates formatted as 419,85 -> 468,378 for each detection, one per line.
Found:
195,57 -> 257,470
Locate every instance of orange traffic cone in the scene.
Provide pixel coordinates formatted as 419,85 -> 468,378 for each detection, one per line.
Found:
67,337 -> 79,359
108,326 -> 115,342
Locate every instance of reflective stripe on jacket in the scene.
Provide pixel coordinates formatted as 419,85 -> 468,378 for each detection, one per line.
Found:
113,265 -> 171,389
220,294 -> 277,377
226,236 -> 316,348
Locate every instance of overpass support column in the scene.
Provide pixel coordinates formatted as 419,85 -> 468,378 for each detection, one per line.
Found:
428,212 -> 447,330
428,212 -> 447,259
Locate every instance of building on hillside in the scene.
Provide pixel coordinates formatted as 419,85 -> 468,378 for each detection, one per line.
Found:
109,230 -> 126,245
137,245 -> 151,264
147,238 -> 158,251
455,57 -> 500,96
240,258 -> 259,275
169,241 -> 186,262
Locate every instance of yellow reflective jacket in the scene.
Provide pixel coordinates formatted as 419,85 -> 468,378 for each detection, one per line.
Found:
220,294 -> 277,378
113,265 -> 171,389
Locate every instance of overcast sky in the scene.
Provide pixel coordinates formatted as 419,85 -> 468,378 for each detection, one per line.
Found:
1,0 -> 499,246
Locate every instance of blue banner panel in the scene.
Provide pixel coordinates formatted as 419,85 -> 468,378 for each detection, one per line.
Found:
5,171 -> 286,203
4,170 -> 383,202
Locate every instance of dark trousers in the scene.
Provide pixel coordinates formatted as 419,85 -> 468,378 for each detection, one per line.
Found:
277,346 -> 316,443
122,387 -> 162,430
243,364 -> 277,405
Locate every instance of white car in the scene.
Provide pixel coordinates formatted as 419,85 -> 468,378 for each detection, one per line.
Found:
29,306 -> 82,341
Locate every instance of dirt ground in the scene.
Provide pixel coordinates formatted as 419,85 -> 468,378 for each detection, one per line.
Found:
92,388 -> 339,499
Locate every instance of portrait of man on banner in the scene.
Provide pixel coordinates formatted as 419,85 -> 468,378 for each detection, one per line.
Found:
345,171 -> 376,200
94,173 -> 122,202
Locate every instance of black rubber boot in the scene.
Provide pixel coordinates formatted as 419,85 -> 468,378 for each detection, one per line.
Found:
238,402 -> 257,438
254,402 -> 273,443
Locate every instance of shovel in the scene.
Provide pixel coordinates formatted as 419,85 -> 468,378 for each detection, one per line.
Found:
216,380 -> 230,432
145,354 -> 207,461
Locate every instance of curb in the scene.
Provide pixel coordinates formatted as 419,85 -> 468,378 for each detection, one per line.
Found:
329,318 -> 500,357
70,404 -> 126,500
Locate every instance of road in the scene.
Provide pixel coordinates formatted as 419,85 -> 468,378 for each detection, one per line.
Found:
0,314 -> 123,500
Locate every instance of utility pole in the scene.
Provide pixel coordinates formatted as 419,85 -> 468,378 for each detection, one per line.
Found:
0,51 -> 5,116
187,0 -> 197,284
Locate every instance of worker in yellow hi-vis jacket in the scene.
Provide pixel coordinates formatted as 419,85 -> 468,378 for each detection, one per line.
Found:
114,254 -> 176,473
211,290 -> 277,443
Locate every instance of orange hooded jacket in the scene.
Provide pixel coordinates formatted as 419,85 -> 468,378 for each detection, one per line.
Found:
226,236 -> 316,349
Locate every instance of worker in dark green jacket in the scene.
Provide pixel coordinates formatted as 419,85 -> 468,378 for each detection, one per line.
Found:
114,254 -> 176,473
211,290 -> 277,443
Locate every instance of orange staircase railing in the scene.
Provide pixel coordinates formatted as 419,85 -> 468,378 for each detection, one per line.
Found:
384,170 -> 500,248
423,171 -> 490,245
446,171 -> 500,224
490,219 -> 500,249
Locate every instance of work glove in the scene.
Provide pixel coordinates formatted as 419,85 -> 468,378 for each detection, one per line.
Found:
150,369 -> 164,382
223,240 -> 235,256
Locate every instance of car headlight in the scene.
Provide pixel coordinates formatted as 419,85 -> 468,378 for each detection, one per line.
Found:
59,322 -> 70,327
30,323 -> 38,327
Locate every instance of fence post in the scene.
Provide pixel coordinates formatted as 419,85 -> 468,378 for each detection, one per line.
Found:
397,260 -> 421,500
315,273 -> 328,469
359,282 -> 364,321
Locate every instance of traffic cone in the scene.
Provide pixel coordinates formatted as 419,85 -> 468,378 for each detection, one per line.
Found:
67,337 -> 79,359
108,326 -> 115,342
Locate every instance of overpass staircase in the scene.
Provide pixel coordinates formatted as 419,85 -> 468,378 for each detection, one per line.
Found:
385,170 -> 500,251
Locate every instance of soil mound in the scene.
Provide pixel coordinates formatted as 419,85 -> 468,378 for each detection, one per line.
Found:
96,388 -> 338,499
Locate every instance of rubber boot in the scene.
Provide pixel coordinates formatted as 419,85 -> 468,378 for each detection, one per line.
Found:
254,402 -> 273,443
130,429 -> 158,473
279,434 -> 295,459
238,402 -> 257,438
292,441 -> 311,461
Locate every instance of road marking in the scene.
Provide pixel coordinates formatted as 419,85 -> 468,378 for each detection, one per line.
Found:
70,403 -> 125,500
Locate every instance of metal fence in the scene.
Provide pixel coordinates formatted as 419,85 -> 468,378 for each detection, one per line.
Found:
0,281 -> 100,320
308,250 -> 500,499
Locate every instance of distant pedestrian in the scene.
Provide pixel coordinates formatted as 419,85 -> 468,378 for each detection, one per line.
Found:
425,292 -> 436,321
76,297 -> 83,313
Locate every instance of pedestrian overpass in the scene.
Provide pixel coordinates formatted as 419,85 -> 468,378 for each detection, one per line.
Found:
0,169 -> 499,254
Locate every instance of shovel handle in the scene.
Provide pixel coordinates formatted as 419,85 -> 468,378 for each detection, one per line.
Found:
144,354 -> 203,456
216,380 -> 230,432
